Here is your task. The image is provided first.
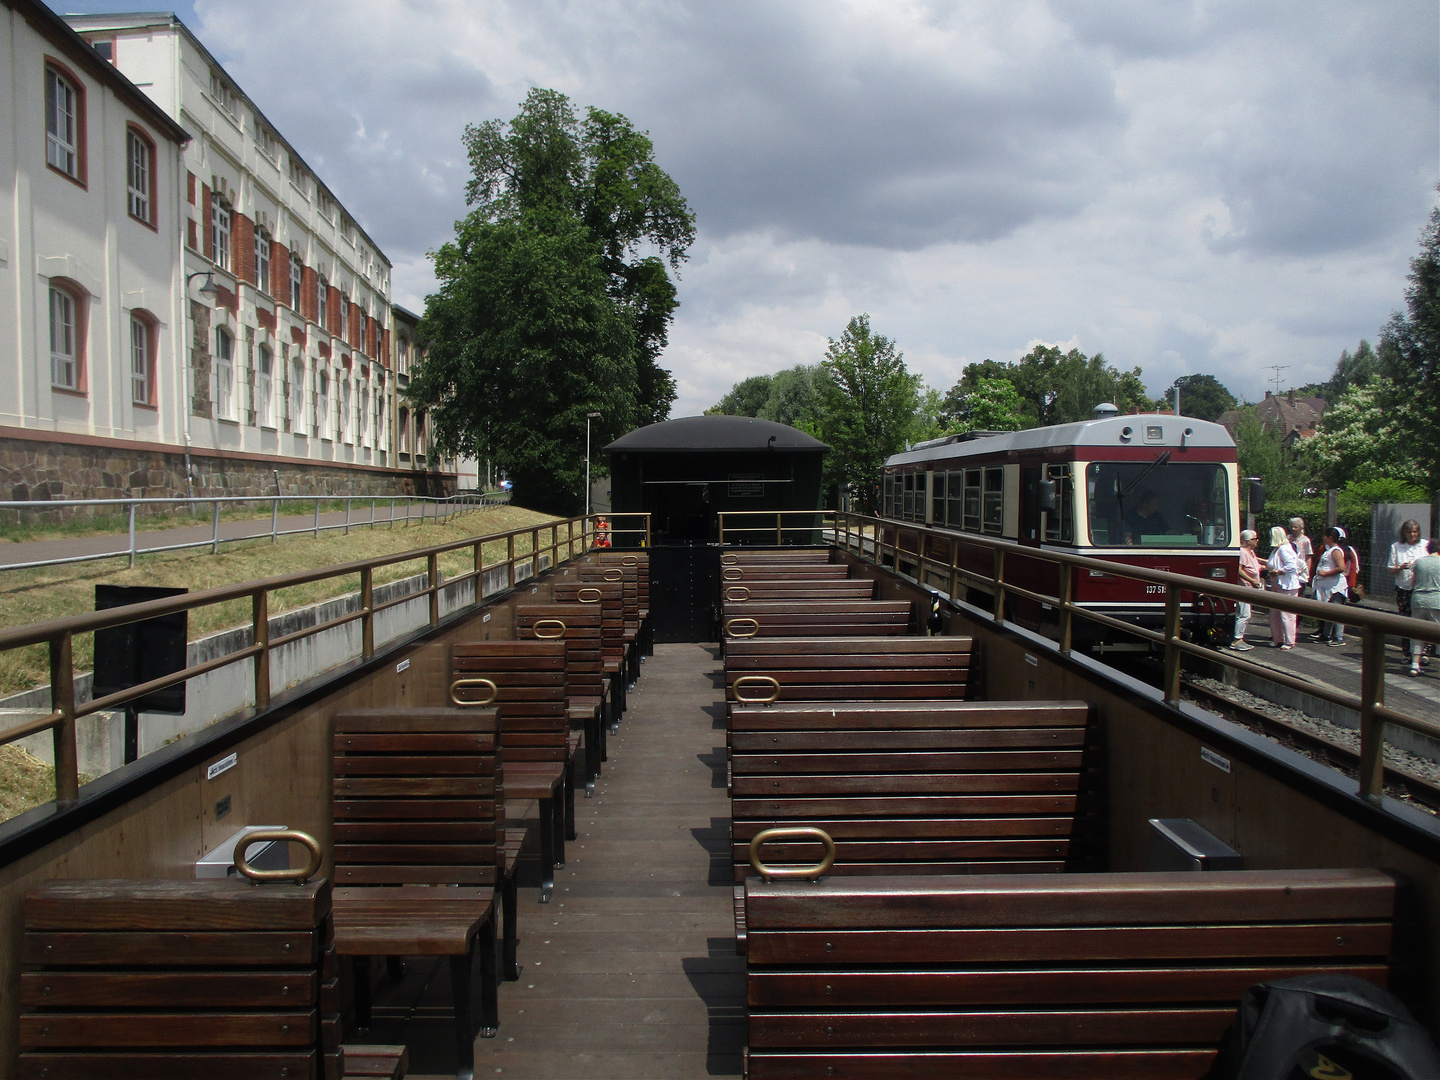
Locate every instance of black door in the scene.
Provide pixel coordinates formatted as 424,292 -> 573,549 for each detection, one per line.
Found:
650,545 -> 721,642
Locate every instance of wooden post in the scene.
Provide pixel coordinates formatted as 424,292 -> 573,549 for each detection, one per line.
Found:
473,541 -> 483,600
252,590 -> 270,709
361,566 -> 374,659
949,539 -> 959,602
993,549 -> 1006,622
507,532 -> 516,589
1163,585 -> 1183,706
49,633 -> 78,803
1058,565 -> 1075,656
1358,627 -> 1387,799
531,528 -> 540,579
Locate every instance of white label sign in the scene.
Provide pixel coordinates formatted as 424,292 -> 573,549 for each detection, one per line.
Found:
1201,747 -> 1231,774
396,659 -> 410,674
206,753 -> 237,781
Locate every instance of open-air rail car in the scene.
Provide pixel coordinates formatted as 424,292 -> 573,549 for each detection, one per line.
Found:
881,409 -> 1242,648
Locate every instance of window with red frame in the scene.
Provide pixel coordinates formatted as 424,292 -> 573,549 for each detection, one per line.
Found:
126,127 -> 155,224
130,312 -> 156,404
49,283 -> 84,390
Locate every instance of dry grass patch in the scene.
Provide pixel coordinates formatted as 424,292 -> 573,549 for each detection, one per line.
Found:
0,505 -> 565,697
0,744 -> 62,823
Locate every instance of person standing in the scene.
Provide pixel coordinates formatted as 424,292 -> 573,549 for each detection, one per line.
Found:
1388,519 -> 1428,663
1266,525 -> 1302,649
1289,517 -> 1314,590
1407,538 -> 1440,676
1311,527 -> 1349,645
1230,529 -> 1263,651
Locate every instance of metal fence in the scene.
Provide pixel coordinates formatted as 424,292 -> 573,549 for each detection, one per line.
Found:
0,491 -> 511,572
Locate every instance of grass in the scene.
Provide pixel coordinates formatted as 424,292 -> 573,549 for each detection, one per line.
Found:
0,504 -> 565,698
0,496 -> 497,543
0,745 -> 64,823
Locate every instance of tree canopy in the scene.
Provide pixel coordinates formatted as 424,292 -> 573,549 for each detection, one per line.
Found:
817,315 -> 923,513
1165,373 -> 1238,421
1376,198 -> 1440,491
410,89 -> 695,513
943,346 -> 1152,429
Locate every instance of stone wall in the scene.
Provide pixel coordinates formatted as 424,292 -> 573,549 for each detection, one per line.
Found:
0,432 -> 454,517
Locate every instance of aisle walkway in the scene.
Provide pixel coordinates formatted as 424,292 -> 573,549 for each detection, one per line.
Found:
376,642 -> 743,1079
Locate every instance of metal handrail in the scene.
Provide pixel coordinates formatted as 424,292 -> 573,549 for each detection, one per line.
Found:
828,510 -> 1440,802
0,491 -> 511,572
0,511 -> 650,807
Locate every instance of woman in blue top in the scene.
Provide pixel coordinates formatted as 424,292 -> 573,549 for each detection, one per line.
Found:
1407,538 -> 1440,676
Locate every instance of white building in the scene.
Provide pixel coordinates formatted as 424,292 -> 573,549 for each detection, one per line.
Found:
0,1 -> 455,501
1,0 -> 190,497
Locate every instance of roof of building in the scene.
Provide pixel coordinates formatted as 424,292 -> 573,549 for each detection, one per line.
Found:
605,415 -> 829,454
62,9 -> 391,271
10,0 -> 190,145
1217,391 -> 1326,436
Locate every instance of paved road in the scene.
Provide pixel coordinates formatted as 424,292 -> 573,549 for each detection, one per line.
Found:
0,503 -> 478,569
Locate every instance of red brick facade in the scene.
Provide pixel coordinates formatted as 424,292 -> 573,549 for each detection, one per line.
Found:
201,185 -> 213,259
233,211 -> 255,285
270,240 -> 289,301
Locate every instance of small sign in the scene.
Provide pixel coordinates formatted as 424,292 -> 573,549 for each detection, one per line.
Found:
1024,654 -> 1038,667
728,473 -> 764,498
483,613 -> 491,623
396,659 -> 410,674
206,752 -> 237,780
1201,747 -> 1231,774
214,794 -> 231,820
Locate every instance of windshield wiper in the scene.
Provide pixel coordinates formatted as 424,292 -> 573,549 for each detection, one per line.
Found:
1115,451 -> 1171,500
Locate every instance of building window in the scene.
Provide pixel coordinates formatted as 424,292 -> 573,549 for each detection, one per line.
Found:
290,251 -> 303,309
45,65 -> 80,179
397,336 -> 409,375
317,275 -> 328,329
317,370 -> 330,438
257,345 -> 274,427
215,327 -> 234,418
130,313 -> 154,405
254,229 -> 271,294
359,387 -> 370,445
209,70 -> 239,119
376,393 -> 386,452
211,199 -> 231,271
126,127 -> 153,223
290,358 -> 304,429
49,284 -> 81,389
340,378 -> 352,442
398,408 -> 409,454
982,467 -> 1004,535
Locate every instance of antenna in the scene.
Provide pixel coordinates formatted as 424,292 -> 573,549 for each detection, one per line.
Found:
1266,365 -> 1290,396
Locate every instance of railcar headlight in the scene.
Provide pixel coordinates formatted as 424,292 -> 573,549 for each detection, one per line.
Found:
1209,567 -> 1227,579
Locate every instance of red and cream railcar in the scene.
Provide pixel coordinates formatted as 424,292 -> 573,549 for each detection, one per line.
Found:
880,411 -> 1241,647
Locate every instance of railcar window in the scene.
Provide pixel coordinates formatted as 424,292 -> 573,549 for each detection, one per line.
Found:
1086,461 -> 1230,547
963,469 -> 981,531
982,468 -> 1004,534
882,474 -> 893,517
947,471 -> 962,528
903,472 -> 915,520
1044,464 -> 1075,544
932,472 -> 945,524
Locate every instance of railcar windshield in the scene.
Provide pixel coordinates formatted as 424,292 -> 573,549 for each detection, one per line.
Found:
1085,461 -> 1230,547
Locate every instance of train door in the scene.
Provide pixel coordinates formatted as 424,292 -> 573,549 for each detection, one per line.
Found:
1020,467 -> 1042,546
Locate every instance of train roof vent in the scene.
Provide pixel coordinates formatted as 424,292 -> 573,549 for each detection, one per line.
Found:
1093,402 -> 1120,419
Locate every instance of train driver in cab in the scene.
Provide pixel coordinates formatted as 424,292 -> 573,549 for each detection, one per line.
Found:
1124,492 -> 1168,544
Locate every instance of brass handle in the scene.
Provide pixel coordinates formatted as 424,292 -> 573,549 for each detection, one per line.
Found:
749,826 -> 835,882
235,830 -> 323,886
603,568 -> 624,581
722,567 -> 742,581
724,586 -> 750,602
577,587 -> 602,603
621,555 -> 638,566
726,618 -> 759,639
449,677 -> 498,706
733,675 -> 779,704
533,619 -> 566,639
721,553 -> 740,566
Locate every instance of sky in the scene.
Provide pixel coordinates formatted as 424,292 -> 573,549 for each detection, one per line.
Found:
64,0 -> 1440,418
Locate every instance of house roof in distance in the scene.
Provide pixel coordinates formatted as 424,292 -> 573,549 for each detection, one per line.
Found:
605,415 -> 829,454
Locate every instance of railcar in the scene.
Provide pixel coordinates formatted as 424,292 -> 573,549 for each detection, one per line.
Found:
881,407 -> 1242,647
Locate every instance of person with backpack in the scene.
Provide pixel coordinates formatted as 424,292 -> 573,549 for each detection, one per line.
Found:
1311,527 -> 1349,646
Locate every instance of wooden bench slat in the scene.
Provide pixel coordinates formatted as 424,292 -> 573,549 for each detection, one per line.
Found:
335,708 -> 498,732
733,750 -> 1086,773
733,795 -> 1079,817
334,733 -> 496,753
333,799 -> 492,819
730,702 -> 1088,731
23,880 -> 328,932
20,1011 -> 317,1047
19,971 -> 318,1009
334,822 -> 496,843
22,930 -> 319,966
334,777 -> 496,798
334,755 -> 496,776
333,866 -> 496,886
732,817 -> 1076,839
16,1051 -> 318,1079
742,1048 -> 1217,1080
746,922 -> 1397,964
732,773 -> 1082,795
733,729 -> 1087,750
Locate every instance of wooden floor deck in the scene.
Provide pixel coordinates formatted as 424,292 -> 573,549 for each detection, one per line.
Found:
365,642 -> 744,1078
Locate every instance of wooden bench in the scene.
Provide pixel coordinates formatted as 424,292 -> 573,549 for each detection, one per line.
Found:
598,551 -> 651,657
743,867 -> 1398,1080
722,564 -> 852,583
724,637 -> 972,717
450,641 -> 571,903
722,548 -> 834,566
552,579 -> 628,722
722,600 -> 912,640
515,603 -> 607,793
18,869 -> 407,1080
577,563 -> 642,687
723,579 -> 878,603
331,707 -> 504,1074
728,700 -> 1091,949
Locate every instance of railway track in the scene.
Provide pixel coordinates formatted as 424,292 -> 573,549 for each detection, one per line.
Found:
1181,676 -> 1440,817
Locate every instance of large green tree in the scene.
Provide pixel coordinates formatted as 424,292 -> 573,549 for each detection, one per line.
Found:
1165,373 -> 1238,421
1378,198 -> 1440,491
411,89 -> 695,513
816,315 -> 922,513
943,346 -> 1152,429
945,376 -> 1027,432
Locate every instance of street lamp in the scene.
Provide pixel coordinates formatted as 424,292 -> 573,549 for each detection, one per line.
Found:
186,270 -> 218,298
585,411 -> 601,519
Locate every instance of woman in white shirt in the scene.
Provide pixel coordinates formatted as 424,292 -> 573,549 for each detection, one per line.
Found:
1266,525 -> 1302,649
1311,527 -> 1349,646
1389,519 -> 1428,663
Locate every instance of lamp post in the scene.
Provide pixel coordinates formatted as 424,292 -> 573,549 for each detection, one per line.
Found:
585,411 -> 601,519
